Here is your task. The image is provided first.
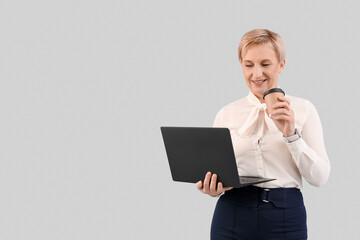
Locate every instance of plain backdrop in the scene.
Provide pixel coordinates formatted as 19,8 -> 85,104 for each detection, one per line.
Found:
0,0 -> 359,239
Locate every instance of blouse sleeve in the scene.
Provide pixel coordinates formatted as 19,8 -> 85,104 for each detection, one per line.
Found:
213,108 -> 224,128
285,100 -> 331,187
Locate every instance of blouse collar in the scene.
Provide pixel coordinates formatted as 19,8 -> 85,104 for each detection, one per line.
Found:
247,90 -> 267,108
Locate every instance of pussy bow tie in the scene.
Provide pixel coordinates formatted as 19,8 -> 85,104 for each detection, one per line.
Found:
237,91 -> 278,139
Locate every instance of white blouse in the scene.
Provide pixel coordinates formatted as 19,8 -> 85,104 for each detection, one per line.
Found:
213,91 -> 330,189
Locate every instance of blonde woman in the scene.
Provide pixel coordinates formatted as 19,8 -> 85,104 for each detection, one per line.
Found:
196,29 -> 330,240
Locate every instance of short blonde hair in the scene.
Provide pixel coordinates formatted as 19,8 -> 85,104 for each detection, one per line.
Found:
238,29 -> 286,63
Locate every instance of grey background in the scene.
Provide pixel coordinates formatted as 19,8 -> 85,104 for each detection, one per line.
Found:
0,0 -> 358,239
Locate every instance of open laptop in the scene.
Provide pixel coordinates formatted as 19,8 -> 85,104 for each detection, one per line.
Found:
160,127 -> 276,188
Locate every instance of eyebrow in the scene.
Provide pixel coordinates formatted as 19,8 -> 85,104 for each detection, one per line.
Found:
244,59 -> 272,62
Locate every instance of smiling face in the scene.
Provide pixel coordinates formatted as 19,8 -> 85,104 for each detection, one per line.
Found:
241,43 -> 285,103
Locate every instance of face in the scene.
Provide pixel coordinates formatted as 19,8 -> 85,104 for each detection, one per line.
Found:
241,43 -> 285,103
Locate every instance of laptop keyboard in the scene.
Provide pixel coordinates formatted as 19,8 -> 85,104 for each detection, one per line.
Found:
239,177 -> 263,184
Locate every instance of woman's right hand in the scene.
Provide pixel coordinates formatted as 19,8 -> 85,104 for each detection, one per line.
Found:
196,172 -> 233,197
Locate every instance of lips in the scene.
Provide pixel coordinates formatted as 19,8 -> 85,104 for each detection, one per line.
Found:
251,79 -> 267,85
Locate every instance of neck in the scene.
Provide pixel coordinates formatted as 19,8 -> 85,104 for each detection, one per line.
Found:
253,93 -> 265,104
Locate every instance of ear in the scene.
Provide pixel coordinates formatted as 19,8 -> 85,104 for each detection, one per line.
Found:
279,59 -> 285,74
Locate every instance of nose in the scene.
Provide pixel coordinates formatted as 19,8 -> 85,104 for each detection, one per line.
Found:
253,66 -> 263,78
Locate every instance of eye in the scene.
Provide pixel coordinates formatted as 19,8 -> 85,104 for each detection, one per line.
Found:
262,64 -> 270,67
245,65 -> 253,67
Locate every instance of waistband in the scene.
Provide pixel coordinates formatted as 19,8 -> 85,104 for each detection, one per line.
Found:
221,186 -> 304,208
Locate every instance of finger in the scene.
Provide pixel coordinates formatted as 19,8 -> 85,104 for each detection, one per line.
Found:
224,187 -> 234,191
278,96 -> 291,105
272,101 -> 290,111
203,172 -> 211,193
217,182 -> 224,193
272,114 -> 294,122
210,174 -> 218,193
270,108 -> 292,117
196,181 -> 203,191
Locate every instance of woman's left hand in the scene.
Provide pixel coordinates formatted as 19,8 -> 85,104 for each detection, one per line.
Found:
267,96 -> 295,137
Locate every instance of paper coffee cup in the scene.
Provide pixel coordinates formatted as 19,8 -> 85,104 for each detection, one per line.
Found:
263,88 -> 285,116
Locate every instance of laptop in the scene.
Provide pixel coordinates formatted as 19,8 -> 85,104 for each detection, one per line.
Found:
160,127 -> 276,188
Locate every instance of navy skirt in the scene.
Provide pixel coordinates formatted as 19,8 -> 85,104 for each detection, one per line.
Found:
211,186 -> 307,240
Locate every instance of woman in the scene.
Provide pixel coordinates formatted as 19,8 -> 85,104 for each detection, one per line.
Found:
195,29 -> 330,240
